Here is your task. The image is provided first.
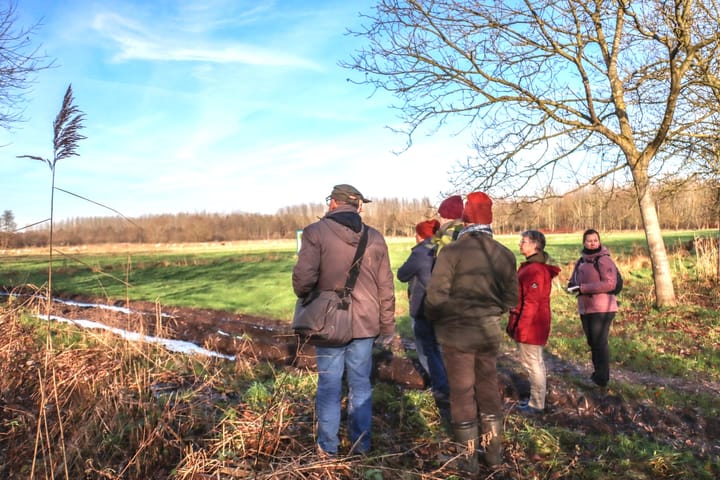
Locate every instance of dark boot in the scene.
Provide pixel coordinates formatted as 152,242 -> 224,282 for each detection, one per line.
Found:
452,420 -> 479,474
480,413 -> 504,467
433,392 -> 452,430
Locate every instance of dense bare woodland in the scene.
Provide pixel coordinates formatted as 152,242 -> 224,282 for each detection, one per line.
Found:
2,181 -> 718,248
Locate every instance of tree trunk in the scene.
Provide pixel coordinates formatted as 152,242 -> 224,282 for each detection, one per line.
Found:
637,188 -> 677,307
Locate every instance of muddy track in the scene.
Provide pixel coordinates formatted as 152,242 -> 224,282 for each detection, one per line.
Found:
4,291 -> 719,461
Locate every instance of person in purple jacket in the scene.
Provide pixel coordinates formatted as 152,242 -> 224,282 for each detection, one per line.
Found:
567,228 -> 620,388
507,230 -> 561,414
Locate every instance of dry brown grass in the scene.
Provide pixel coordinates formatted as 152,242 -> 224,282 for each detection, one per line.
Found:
693,236 -> 719,281
2,271 -> 717,479
1,297 -> 404,480
0,296 -> 219,479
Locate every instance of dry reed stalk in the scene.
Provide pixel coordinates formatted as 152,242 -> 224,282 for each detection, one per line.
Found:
694,235 -> 719,281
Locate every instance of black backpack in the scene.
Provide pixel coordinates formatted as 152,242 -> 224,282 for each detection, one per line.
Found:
574,256 -> 623,295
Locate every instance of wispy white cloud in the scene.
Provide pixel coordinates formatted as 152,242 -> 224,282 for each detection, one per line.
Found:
4,0 -> 474,226
92,11 -> 320,69
174,0 -> 276,32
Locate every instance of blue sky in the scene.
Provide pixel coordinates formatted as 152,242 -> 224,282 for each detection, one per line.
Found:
1,0 -> 473,228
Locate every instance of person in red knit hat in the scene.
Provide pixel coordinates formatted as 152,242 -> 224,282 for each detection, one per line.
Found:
433,195 -> 465,252
425,191 -> 518,472
397,219 -> 450,423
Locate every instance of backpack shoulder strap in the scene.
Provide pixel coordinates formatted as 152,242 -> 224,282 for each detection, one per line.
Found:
592,254 -> 612,271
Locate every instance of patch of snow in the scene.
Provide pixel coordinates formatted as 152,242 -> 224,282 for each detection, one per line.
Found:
38,314 -> 235,361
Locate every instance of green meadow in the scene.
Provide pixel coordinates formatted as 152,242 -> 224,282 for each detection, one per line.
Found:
3,230 -> 718,380
0,229 -> 712,315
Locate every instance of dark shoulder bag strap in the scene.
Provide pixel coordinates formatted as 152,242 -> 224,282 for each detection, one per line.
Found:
343,225 -> 369,297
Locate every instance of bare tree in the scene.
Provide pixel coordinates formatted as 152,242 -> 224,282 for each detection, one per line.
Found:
0,1 -> 53,131
0,209 -> 16,249
1,209 -> 16,232
344,0 -> 720,307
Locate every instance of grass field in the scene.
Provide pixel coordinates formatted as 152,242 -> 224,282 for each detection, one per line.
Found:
1,229 -> 718,479
0,229 -> 715,319
2,230 -> 717,376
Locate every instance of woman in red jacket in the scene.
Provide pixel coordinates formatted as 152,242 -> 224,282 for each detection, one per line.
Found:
507,230 -> 560,414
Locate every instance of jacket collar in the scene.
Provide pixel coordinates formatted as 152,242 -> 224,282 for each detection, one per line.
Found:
325,205 -> 363,233
457,223 -> 493,239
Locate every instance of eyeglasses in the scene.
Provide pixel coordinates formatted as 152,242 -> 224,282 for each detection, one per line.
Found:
325,195 -> 332,206
519,239 -> 534,245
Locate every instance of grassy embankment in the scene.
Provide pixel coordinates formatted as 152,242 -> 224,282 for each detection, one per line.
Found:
0,230 -> 718,479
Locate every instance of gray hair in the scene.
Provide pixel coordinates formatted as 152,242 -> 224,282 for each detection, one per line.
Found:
521,230 -> 546,251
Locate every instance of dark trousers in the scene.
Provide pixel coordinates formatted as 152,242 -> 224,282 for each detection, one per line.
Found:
412,316 -> 449,397
581,312 -> 616,386
442,344 -> 502,424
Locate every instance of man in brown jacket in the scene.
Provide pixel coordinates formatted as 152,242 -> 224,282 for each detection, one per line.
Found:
425,191 -> 518,471
292,184 -> 396,457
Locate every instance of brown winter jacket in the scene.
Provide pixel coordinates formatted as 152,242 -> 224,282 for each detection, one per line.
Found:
425,228 -> 519,351
292,205 -> 396,339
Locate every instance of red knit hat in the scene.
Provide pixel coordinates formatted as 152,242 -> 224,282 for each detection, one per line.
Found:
437,195 -> 463,219
462,191 -> 493,224
415,219 -> 440,239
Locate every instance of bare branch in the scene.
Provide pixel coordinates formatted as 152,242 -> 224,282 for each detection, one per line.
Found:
344,0 -> 720,306
0,1 -> 54,131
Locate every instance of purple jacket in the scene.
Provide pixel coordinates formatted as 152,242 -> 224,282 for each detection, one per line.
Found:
292,205 -> 396,338
569,245 -> 619,315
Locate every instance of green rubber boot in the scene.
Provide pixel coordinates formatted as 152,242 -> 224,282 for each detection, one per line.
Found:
480,413 -> 504,467
452,420 -> 479,474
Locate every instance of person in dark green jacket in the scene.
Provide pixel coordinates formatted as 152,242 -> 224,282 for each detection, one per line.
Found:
425,191 -> 518,472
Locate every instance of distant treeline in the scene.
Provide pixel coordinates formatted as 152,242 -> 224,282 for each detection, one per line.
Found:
3,181 -> 718,248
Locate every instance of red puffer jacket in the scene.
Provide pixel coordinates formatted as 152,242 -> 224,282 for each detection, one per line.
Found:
507,253 -> 561,346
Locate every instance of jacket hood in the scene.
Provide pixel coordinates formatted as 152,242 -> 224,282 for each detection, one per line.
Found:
322,205 -> 364,247
325,205 -> 363,233
521,252 -> 561,278
581,245 -> 611,263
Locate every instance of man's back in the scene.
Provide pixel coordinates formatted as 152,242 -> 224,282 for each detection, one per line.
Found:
426,231 -> 518,321
292,205 -> 395,339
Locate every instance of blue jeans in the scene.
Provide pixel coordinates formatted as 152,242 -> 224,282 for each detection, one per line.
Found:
315,337 -> 374,455
412,316 -> 449,398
